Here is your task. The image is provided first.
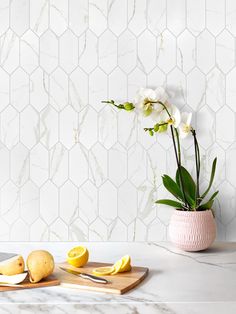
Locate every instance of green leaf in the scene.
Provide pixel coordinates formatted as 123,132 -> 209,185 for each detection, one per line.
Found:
176,166 -> 196,200
200,158 -> 217,200
197,191 -> 219,211
155,199 -> 184,209
162,175 -> 185,202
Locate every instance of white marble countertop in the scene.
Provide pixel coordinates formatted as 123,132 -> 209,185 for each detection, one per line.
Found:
0,242 -> 236,314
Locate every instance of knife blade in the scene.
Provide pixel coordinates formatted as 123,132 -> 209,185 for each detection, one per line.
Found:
0,253 -> 18,263
59,267 -> 109,284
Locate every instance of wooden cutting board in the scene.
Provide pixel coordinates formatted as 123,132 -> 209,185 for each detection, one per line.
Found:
55,261 -> 148,294
0,275 -> 60,292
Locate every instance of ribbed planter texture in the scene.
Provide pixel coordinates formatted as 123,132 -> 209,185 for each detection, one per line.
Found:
169,210 -> 216,252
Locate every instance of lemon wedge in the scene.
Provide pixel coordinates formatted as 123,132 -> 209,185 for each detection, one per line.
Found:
120,255 -> 132,272
67,246 -> 89,267
111,259 -> 123,275
92,266 -> 115,276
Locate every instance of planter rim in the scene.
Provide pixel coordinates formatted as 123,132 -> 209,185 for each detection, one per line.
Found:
174,209 -> 213,215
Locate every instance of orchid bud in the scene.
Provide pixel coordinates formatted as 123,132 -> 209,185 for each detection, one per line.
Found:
149,130 -> 154,136
158,123 -> 168,133
154,124 -> 159,132
123,102 -> 135,111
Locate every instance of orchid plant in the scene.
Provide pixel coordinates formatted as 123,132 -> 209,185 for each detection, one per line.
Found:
102,87 -> 218,212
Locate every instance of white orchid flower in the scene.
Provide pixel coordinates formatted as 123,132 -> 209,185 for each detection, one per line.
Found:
178,112 -> 193,138
134,87 -> 168,118
159,103 -> 181,128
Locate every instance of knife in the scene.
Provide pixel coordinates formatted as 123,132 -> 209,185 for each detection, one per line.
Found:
0,253 -> 18,262
59,267 -> 109,284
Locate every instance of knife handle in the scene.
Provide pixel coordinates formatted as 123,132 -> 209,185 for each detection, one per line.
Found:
79,273 -> 108,284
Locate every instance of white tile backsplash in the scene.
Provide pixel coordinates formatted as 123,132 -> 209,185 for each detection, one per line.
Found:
0,0 -> 235,241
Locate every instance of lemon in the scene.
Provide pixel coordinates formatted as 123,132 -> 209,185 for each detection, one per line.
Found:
120,255 -> 132,272
67,246 -> 89,267
92,266 -> 115,276
111,259 -> 123,275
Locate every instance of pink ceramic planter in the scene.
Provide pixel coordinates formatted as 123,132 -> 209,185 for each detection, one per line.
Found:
169,210 -> 216,252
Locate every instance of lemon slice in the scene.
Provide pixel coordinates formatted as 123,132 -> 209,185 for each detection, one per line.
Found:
67,246 -> 89,267
111,259 -> 123,275
92,266 -> 115,276
120,255 -> 131,272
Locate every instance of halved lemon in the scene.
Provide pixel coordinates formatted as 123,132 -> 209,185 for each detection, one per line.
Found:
120,255 -> 132,272
92,266 -> 115,276
67,246 -> 89,267
111,259 -> 123,275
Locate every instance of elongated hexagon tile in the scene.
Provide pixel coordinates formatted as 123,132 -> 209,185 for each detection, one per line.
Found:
216,106 -> 235,149
89,68 -> 107,112
1,181 -> 20,224
227,217 -> 236,240
127,218 -> 147,241
205,144 -> 225,187
197,30 -> 215,74
108,218 -> 127,241
69,217 -> 88,241
226,0 -> 236,36
20,105 -> 39,149
206,0 -> 225,36
217,181 -> 236,226
128,0 -> 146,36
137,180 -> 157,225
89,0 -> 107,36
50,0 -> 68,36
20,30 -> 39,74
128,68 -> 146,98
166,67 -> 186,109
40,105 -> 58,149
78,107 -> 97,149
69,144 -> 88,186
108,0 -> 127,36
138,30 -> 156,73
167,0 -> 185,36
69,67 -> 88,111
216,30 -> 235,74
60,30 -> 78,74
147,142 -> 166,187
30,218 -> 49,241
60,105 -> 78,149
79,180 -> 98,224
10,219 -> 29,241
118,30 -> 137,74
0,218 -> 10,240
157,30 -> 176,73
147,217 -> 166,241
118,181 -> 137,225
30,0 -> 49,36
99,181 -> 117,224
50,143 -> 68,187
40,30 -> 58,74
0,105 -> 19,149
128,143 -> 146,188
177,30 -> 196,74
0,68 -> 9,112
50,68 -> 69,112
10,143 -> 29,187
40,181 -> 58,224
187,68 -> 206,110
60,181 -> 78,224
88,143 -> 108,187
206,68 -> 225,112
196,105 -> 215,150
147,0 -> 166,35
226,68 -> 236,111
118,110 -> 137,149
30,68 -> 49,112
30,143 -> 48,187
11,68 -> 29,112
89,217 -> 107,241
0,30 -> 19,74
108,68 -> 127,101
0,144 -> 10,187
20,180 -> 39,225
186,0 -> 205,35
137,118 -> 156,150
79,30 -> 98,73
98,30 -> 117,75
0,0 -> 9,36
10,0 -> 29,36
147,67 -> 166,87
49,218 -> 68,241
98,106 -> 117,150
69,0 -> 88,36
226,144 -> 236,188
108,143 -> 127,187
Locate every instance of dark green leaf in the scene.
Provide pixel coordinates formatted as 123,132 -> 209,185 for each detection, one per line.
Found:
162,175 -> 185,202
198,200 -> 214,210
176,166 -> 196,200
155,199 -> 184,209
200,158 -> 217,200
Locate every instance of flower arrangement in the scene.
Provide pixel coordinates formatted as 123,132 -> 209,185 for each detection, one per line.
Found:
102,87 -> 218,212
